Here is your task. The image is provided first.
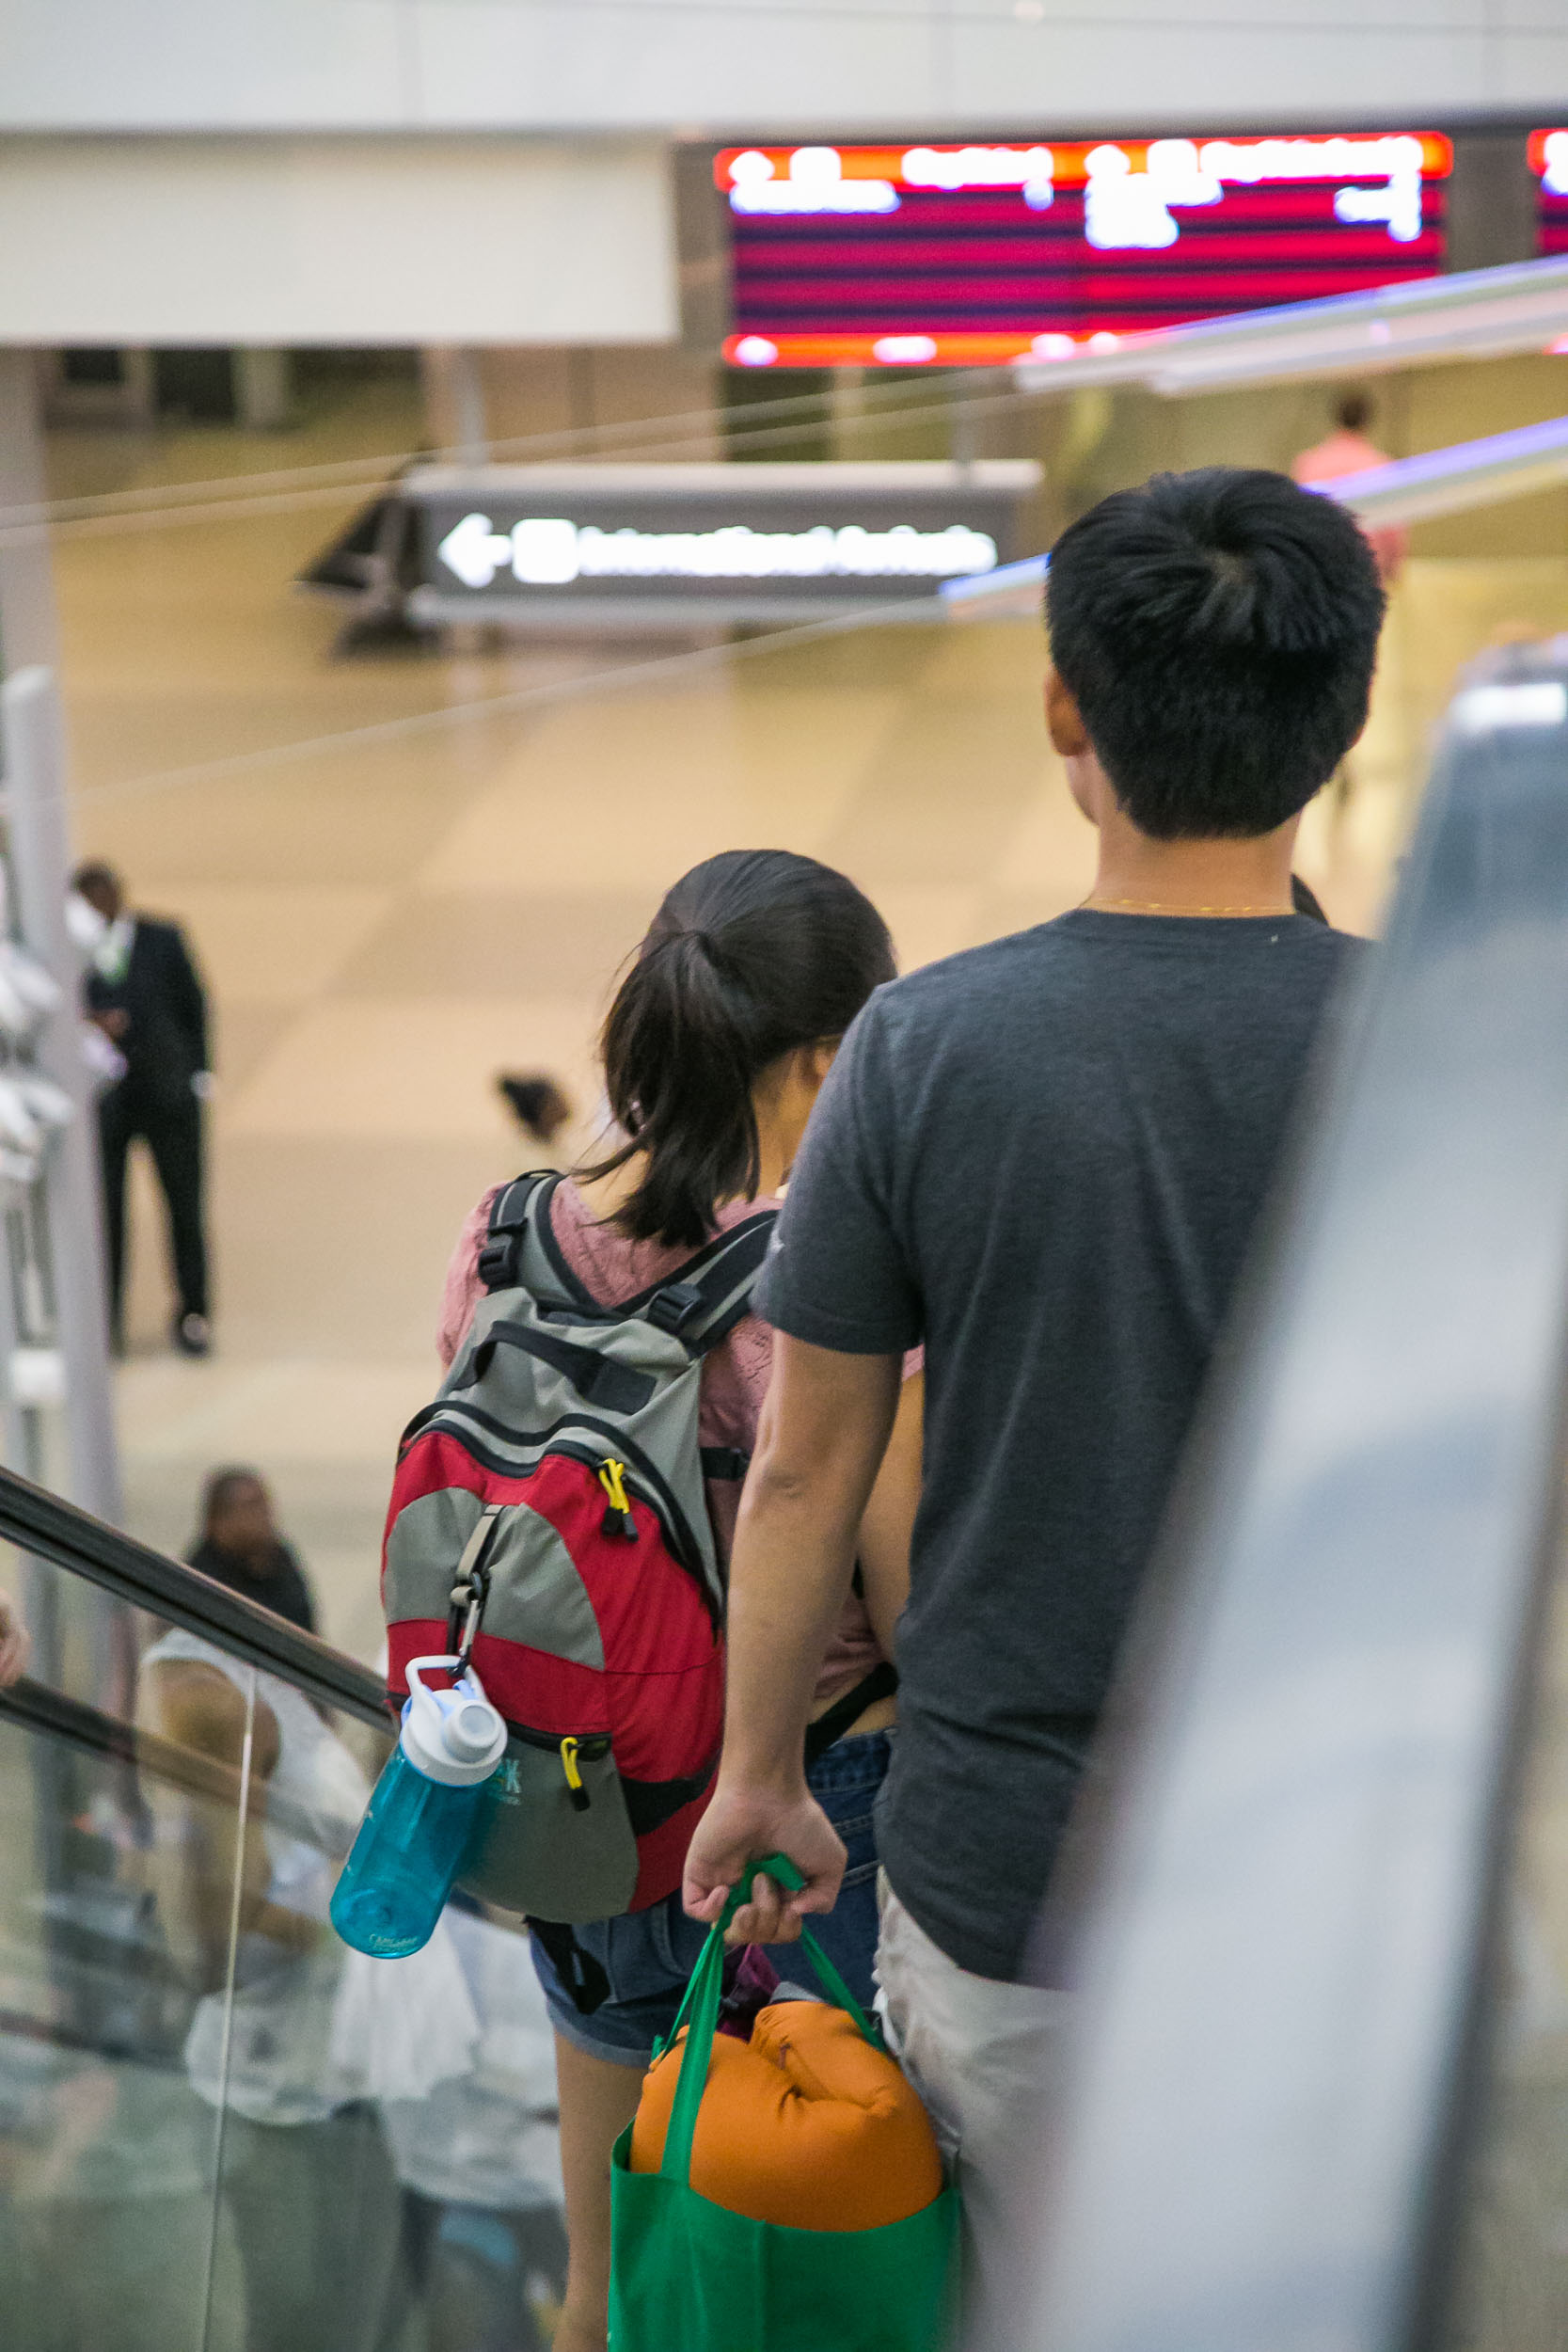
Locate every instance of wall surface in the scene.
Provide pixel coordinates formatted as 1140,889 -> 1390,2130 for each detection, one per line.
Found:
0,136 -> 677,344
0,0 -> 1564,135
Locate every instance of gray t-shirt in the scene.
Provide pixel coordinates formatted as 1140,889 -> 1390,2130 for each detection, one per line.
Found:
760,909 -> 1359,1982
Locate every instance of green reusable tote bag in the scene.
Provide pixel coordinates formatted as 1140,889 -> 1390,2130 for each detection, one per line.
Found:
609,1854 -> 958,2352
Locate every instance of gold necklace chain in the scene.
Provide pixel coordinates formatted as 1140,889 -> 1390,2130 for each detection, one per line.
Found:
1086,896 -> 1293,917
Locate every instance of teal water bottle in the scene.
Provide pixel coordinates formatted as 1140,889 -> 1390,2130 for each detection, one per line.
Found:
331,1655 -> 507,1959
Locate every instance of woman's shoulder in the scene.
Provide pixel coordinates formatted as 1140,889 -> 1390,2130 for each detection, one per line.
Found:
549,1181 -> 782,1307
436,1183 -> 504,1368
546,1185 -> 781,1444
439,1177 -> 782,1415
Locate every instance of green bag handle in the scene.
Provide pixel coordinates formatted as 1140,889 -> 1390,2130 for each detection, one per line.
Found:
658,1852 -> 883,2189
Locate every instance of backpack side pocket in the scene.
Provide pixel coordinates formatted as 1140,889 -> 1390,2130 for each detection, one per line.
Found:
458,1724 -> 639,1922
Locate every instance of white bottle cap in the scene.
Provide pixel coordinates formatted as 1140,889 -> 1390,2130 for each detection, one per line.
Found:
401,1656 -> 508,1786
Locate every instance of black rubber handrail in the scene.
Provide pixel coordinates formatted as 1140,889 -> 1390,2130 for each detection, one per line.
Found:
0,1460 -> 389,1729
1,1667 -> 245,1807
0,1669 -> 371,1853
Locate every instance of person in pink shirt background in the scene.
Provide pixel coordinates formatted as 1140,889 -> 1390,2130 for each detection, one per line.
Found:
1291,389 -> 1409,587
1292,390 -> 1406,816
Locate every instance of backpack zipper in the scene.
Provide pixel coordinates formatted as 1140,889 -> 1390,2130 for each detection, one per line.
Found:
504,1722 -> 610,1812
559,1735 -> 590,1811
596,1457 -> 638,1542
402,1402 -> 721,1622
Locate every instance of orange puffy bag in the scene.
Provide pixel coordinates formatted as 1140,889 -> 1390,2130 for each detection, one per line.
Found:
630,1990 -> 944,2232
610,1855 -> 958,2352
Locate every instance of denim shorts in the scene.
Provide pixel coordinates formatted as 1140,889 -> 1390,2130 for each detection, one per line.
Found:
529,1729 -> 892,2068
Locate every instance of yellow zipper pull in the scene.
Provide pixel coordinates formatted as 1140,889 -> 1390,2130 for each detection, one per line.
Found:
598,1459 -> 629,1513
560,1735 -> 591,1812
597,1459 -> 637,1542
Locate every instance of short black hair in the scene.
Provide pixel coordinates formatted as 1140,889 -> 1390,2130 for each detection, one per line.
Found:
1047,467 -> 1385,839
1335,389 -> 1373,433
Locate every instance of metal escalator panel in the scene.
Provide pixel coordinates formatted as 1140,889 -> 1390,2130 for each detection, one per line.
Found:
1022,642 -> 1568,2352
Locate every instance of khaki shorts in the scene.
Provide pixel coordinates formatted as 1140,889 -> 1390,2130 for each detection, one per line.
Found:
874,1874 -> 1071,2352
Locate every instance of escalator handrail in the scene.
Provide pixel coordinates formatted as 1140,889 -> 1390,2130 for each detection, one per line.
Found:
0,1668 -> 369,1853
0,1459 -> 390,1729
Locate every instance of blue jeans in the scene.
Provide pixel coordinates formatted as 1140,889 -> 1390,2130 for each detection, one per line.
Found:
530,1729 -> 892,2066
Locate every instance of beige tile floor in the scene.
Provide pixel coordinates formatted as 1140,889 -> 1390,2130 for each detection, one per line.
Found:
41,385 -> 1568,1664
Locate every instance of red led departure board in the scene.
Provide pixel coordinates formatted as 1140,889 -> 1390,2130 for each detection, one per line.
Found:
719,135 -> 1451,368
1530,130 -> 1568,256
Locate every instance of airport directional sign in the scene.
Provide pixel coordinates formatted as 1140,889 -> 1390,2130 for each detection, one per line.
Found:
401,460 -> 1041,629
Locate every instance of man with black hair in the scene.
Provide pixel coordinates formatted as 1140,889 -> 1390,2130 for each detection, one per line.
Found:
685,468 -> 1384,2343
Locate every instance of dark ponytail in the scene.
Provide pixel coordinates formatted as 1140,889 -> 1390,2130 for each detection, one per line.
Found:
586,850 -> 895,1249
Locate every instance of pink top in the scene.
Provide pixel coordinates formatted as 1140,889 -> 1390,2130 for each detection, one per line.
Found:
1291,429 -> 1408,584
437,1179 -> 888,1707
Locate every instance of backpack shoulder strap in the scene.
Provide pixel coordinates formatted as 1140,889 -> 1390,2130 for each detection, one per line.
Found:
475,1171 -> 596,1311
482,1179 -> 774,1349
632,1209 -> 778,1357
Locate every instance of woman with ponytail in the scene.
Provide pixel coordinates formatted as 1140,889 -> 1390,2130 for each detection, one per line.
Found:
436,850 -> 919,2352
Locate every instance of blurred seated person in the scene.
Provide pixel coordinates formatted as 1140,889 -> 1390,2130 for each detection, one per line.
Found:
187,1466 -> 317,1635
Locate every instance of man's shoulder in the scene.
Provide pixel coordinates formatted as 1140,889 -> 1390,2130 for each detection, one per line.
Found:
871,919 -> 1072,1030
132,914 -> 186,951
1298,919 -> 1368,970
858,912 -> 1362,1073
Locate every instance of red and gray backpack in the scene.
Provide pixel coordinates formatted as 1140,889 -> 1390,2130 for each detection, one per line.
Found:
383,1171 -> 776,1927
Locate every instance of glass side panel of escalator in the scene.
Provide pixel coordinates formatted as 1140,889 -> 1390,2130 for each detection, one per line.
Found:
0,1629 -> 564,2352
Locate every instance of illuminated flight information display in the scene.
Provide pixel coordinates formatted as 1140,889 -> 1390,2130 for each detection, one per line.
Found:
1531,130 -> 1568,255
720,133 -> 1451,368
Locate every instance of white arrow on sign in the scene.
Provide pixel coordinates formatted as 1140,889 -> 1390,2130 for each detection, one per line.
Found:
436,512 -> 515,590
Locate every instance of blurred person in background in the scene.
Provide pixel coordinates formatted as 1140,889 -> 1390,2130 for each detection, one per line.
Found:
1292,389 -> 1408,588
686,468 -> 1386,2350
1292,393 -> 1406,817
187,1467 -> 318,1636
495,1073 -> 574,1160
69,861 -> 213,1359
141,1622 -> 398,2351
374,1899 -> 569,2352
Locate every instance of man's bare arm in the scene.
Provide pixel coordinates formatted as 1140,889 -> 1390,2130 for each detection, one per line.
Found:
856,1369 -> 922,1657
684,1334 -> 900,1942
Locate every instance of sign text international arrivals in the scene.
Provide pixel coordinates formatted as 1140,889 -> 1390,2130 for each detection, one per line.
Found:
402,463 -> 1041,627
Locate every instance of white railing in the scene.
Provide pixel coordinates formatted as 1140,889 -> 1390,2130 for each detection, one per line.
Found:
1013,255 -> 1568,399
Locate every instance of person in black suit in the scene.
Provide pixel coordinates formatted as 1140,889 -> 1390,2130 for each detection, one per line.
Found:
72,862 -> 213,1357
